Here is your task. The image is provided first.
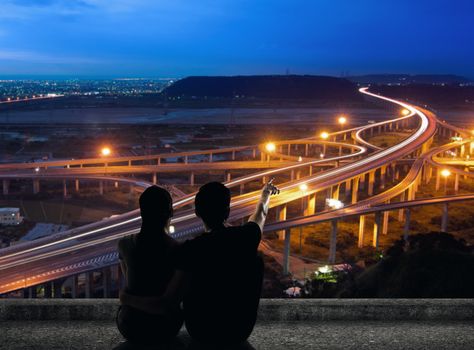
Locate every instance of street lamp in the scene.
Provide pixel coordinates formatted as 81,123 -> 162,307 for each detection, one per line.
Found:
441,169 -> 451,194
265,142 -> 276,153
401,109 -> 410,116
101,147 -> 111,157
320,131 -> 329,140
338,116 -> 347,129
299,183 -> 308,192
298,156 -> 303,162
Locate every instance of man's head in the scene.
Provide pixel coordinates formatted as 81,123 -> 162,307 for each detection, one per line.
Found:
195,182 -> 230,229
139,185 -> 173,228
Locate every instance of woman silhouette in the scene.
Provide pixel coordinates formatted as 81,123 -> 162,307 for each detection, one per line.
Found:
116,186 -> 183,346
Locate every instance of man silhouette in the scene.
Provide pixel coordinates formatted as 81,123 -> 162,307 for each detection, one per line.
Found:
116,186 -> 183,347
121,180 -> 279,346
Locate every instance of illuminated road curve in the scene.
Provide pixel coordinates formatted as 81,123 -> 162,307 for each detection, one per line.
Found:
0,88 -> 437,294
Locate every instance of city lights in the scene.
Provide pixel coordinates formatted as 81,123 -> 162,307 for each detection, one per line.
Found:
320,132 -> 329,139
338,116 -> 347,125
401,109 -> 410,116
265,142 -> 276,152
326,198 -> 344,209
101,147 -> 111,156
299,183 -> 308,192
441,169 -> 451,178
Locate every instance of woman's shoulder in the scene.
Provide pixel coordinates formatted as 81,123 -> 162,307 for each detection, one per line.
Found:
118,234 -> 136,253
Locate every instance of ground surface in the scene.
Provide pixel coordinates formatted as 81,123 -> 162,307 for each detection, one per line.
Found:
1,320 -> 473,349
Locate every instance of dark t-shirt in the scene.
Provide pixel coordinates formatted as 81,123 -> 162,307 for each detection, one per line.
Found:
173,222 -> 263,342
118,232 -> 178,297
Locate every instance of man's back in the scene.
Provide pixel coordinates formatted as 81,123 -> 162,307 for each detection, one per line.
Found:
174,222 -> 263,344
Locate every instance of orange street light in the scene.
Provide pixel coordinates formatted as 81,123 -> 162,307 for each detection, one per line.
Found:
299,183 -> 308,192
401,109 -> 410,116
265,142 -> 276,152
441,169 -> 451,178
338,116 -> 347,125
320,132 -> 329,139
101,147 -> 111,157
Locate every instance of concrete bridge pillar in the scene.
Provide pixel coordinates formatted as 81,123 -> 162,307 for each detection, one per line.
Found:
27,286 -> 37,298
380,166 -> 386,189
209,153 -> 213,162
99,181 -> 104,196
53,279 -> 63,298
276,205 -> 287,240
304,193 -> 316,216
2,179 -> 9,196
85,272 -> 93,298
71,275 -> 77,299
441,203 -> 449,232
184,155 -> 188,164
368,171 -> 375,196
296,170 -> 301,180
290,170 -> 295,181
435,168 -> 441,191
62,180 -> 67,198
308,165 -> 313,176
403,208 -> 411,241
372,212 -> 382,249
454,173 -> 459,193
44,282 -> 52,298
102,267 -> 112,298
225,171 -> 231,182
358,215 -> 365,248
152,173 -> 157,184
398,191 -> 406,221
328,220 -> 338,264
287,144 -> 291,156
232,150 -> 236,161
239,183 -> 244,195
360,173 -> 366,190
382,209 -> 389,235
351,177 -> 359,204
305,143 -> 309,156
345,179 -> 352,198
190,172 -> 195,186
75,179 -> 80,192
322,144 -> 326,155
33,179 -> 40,194
157,157 -> 161,165
253,148 -> 257,159
461,144 -> 465,158
464,167 -> 469,180
283,229 -> 291,275
332,184 -> 340,200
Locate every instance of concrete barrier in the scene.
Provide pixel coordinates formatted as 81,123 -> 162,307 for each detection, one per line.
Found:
1,299 -> 473,321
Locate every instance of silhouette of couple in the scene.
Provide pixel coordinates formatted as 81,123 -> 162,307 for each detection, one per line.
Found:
115,180 -> 279,349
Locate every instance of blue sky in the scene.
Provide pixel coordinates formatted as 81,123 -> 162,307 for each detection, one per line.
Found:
0,0 -> 473,78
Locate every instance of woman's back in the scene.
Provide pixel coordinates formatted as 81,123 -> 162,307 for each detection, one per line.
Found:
118,231 -> 177,296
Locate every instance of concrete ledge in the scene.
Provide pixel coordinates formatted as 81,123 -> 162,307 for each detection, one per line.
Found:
1,299 -> 473,322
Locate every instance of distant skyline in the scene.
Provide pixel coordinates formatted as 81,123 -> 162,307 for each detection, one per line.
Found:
0,0 -> 473,78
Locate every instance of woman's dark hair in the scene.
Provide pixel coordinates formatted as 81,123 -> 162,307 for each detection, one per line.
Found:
195,182 -> 230,228
139,185 -> 173,229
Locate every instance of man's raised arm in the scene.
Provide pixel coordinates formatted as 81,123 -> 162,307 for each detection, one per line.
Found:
248,178 -> 280,232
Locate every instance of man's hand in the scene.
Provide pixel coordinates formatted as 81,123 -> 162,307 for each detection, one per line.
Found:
261,178 -> 280,203
249,178 -> 280,231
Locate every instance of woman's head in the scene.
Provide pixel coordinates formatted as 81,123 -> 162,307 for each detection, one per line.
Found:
139,186 -> 173,230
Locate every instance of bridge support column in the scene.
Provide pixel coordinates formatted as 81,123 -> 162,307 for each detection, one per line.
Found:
328,220 -> 338,264
332,185 -> 340,200
322,144 -> 326,155
224,171 -> 231,182
441,203 -> 449,232
398,191 -> 406,221
85,272 -> 93,298
232,150 -> 236,161
382,209 -> 389,235
63,180 -> 67,198
276,205 -> 287,240
102,267 -> 112,298
345,179 -> 351,198
190,172 -> 195,186
380,166 -> 386,189
360,173 -> 366,190
368,171 -> 375,196
283,229 -> 291,275
454,173 -> 459,193
75,179 -> 80,192
2,179 -> 9,195
44,282 -> 52,298
305,143 -> 309,156
436,168 -> 441,191
27,286 -> 37,298
253,148 -> 257,158
290,170 -> 295,181
296,170 -> 301,180
209,153 -> 213,162
304,193 -> 316,215
373,212 -> 382,250
403,209 -> 411,241
239,183 -> 244,195
351,177 -> 359,204
358,215 -> 365,248
71,275 -> 77,299
461,144 -> 465,158
99,181 -> 104,196
53,280 -> 63,298
33,179 -> 40,194
152,173 -> 157,184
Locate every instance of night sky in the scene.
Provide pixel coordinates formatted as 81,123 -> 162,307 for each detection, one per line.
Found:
0,0 -> 473,78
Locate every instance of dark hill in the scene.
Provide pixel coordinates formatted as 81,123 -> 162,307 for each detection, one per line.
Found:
163,75 -> 361,101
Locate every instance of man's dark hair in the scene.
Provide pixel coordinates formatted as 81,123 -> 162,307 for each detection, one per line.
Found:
139,185 -> 173,228
195,182 -> 231,228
